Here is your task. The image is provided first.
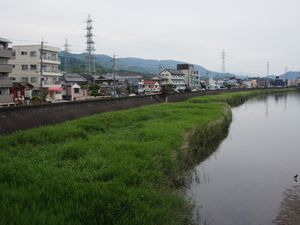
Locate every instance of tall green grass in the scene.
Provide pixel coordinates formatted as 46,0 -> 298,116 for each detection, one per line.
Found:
0,88 -> 294,225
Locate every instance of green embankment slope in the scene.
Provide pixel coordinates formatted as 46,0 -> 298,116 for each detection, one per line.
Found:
0,89 -> 295,225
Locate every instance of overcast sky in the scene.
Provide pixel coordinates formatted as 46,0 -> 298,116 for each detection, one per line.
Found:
1,0 -> 300,75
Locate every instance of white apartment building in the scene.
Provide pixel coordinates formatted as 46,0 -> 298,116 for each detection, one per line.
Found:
159,69 -> 186,91
0,37 -> 13,105
9,45 -> 63,101
177,64 -> 201,90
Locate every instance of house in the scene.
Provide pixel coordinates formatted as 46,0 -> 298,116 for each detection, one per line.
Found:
98,73 -> 145,96
151,75 -> 167,84
159,69 -> 186,91
10,82 -> 34,102
223,77 -> 240,89
95,75 -> 117,96
294,78 -> 300,86
144,80 -> 160,94
242,79 -> 257,88
81,74 -> 95,84
257,78 -> 271,88
126,76 -> 144,95
287,79 -> 296,87
9,44 -> 63,101
0,37 -> 14,105
272,76 -> 284,87
60,73 -> 89,101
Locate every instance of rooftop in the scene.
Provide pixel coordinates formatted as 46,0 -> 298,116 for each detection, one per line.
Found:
0,37 -> 11,44
63,73 -> 88,82
144,80 -> 158,85
161,69 -> 185,76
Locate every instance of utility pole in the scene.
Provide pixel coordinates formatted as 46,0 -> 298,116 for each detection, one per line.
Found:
85,15 -> 96,76
222,50 -> 226,74
40,40 -> 44,102
266,61 -> 270,76
285,65 -> 288,86
159,64 -> 162,74
112,54 -> 117,98
64,39 -> 71,73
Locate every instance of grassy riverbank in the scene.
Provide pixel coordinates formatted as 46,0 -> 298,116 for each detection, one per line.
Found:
0,88 -> 295,225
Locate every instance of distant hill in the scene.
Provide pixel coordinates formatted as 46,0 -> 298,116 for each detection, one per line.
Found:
60,52 -> 237,79
267,71 -> 300,80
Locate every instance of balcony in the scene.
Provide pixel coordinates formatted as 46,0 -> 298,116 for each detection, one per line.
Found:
0,64 -> 12,73
0,79 -> 13,88
0,48 -> 12,58
0,94 -> 14,103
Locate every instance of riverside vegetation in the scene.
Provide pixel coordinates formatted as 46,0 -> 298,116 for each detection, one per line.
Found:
0,88 -> 295,225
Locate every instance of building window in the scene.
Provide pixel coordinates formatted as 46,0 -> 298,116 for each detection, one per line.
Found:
21,51 -> 28,56
21,65 -> 28,70
12,50 -> 16,57
12,65 -> 15,68
30,51 -> 37,57
30,77 -> 38,83
21,77 -> 29,83
30,65 -> 37,70
74,88 -> 80,94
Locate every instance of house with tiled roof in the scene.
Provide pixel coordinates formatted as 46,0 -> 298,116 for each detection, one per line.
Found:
144,80 -> 160,94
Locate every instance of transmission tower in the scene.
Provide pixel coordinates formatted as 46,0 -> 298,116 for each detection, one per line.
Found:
222,50 -> 226,74
112,54 -> 117,98
266,61 -> 270,76
85,15 -> 96,75
64,39 -> 71,72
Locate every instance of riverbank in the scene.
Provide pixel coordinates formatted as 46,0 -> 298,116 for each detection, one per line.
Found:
0,88 -> 296,225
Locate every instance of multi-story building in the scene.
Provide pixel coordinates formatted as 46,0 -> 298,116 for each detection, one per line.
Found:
9,45 -> 63,101
0,37 -> 13,105
159,69 -> 186,91
177,64 -> 200,90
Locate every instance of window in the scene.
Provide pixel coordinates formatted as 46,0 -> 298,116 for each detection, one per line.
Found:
12,50 -> 16,57
21,77 -> 29,83
21,51 -> 28,55
74,88 -> 80,94
30,51 -> 36,57
12,65 -> 15,68
30,65 -> 37,70
30,77 -> 38,83
21,65 -> 28,70
51,53 -> 58,61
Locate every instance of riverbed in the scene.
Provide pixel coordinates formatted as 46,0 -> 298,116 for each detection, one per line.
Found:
186,92 -> 300,225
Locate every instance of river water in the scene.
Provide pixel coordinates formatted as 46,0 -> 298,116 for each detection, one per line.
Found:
186,92 -> 300,225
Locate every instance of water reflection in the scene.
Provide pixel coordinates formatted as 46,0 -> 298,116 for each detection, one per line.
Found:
186,92 -> 300,225
274,185 -> 300,225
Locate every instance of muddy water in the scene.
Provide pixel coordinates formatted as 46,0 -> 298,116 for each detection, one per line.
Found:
186,92 -> 300,225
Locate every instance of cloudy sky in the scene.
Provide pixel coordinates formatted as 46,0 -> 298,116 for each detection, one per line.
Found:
1,0 -> 300,75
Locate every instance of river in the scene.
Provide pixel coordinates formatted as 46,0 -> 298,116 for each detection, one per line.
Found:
186,92 -> 300,225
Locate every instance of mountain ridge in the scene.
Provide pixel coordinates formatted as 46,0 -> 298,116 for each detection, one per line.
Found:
61,52 -> 237,79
